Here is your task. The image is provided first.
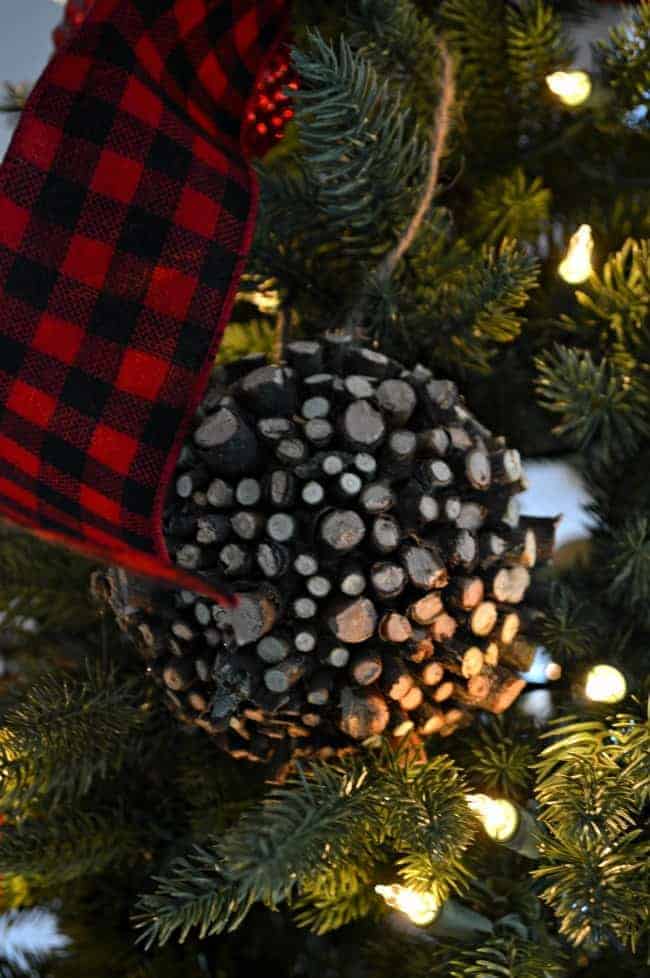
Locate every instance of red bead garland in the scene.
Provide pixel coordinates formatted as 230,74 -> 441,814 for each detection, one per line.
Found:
241,46 -> 298,158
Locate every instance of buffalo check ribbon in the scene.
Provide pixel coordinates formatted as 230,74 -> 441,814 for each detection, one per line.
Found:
0,0 -> 288,603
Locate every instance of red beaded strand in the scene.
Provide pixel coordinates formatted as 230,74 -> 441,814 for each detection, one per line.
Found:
241,46 -> 298,157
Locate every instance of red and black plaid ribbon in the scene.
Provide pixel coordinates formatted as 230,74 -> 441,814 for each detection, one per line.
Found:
0,0 -> 288,603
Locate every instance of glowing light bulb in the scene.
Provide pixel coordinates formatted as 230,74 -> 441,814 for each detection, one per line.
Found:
467,794 -> 519,842
585,664 -> 627,704
558,224 -> 594,283
546,70 -> 592,107
374,884 -> 439,926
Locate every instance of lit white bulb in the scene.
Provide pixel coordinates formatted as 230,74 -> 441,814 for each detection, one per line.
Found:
546,70 -> 592,107
467,794 -> 519,842
374,884 -> 439,926
559,224 -> 594,284
585,664 -> 627,704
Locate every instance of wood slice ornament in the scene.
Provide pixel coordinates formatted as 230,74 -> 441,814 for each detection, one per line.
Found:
99,340 -> 557,766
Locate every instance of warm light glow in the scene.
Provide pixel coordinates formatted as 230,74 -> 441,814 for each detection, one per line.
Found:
467,794 -> 519,842
374,884 -> 439,926
546,661 -> 562,681
546,70 -> 592,107
585,664 -> 627,704
558,224 -> 594,283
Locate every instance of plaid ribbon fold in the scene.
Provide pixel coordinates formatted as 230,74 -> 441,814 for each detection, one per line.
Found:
0,0 -> 288,602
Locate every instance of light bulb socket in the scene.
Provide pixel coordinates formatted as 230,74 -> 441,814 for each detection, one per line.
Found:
502,806 -> 540,859
426,898 -> 494,939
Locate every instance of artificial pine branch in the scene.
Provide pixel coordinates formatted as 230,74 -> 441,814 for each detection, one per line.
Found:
0,663 -> 147,810
449,934 -> 568,978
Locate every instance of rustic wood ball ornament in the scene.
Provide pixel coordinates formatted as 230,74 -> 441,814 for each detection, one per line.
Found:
102,339 -> 556,765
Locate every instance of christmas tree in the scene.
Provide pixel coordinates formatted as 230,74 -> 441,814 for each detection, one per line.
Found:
1,1 -> 649,976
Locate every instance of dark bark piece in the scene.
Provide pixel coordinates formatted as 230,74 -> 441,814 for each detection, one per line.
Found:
401,544 -> 448,590
176,466 -> 210,499
439,493 -> 462,523
320,509 -> 366,553
235,478 -> 262,507
360,482 -> 395,515
294,552 -> 319,577
323,330 -> 354,370
445,576 -> 485,611
196,514 -> 230,545
474,665 -> 526,714
378,612 -> 412,643
403,634 -> 434,663
377,379 -> 417,427
275,438 -> 308,466
257,634 -> 291,663
371,514 -> 402,554
230,510 -> 265,541
304,373 -> 335,396
499,636 -> 536,671
350,650 -> 383,685
437,639 -> 484,678
438,528 -> 477,569
221,353 -> 268,382
293,596 -> 318,620
519,515 -> 559,564
195,407 -> 259,476
307,670 -> 334,705
408,592 -> 444,626
339,686 -> 389,739
345,346 -> 394,379
238,365 -> 297,417
326,596 -> 378,644
207,478 -> 235,509
204,628 -> 221,648
399,684 -> 424,712
306,575 -> 332,599
165,510 -> 199,539
301,481 -> 326,507
417,458 -> 454,490
219,542 -> 252,577
267,512 -> 298,543
416,427 -> 449,457
381,657 -> 415,700
305,419 -> 334,447
370,562 -> 407,600
229,588 -> 279,646
301,711 -> 323,728
354,452 -> 377,478
286,340 -> 323,376
340,561 -> 367,597
501,526 -> 537,568
343,399 -> 386,451
399,482 -> 439,527
255,541 -> 291,579
162,657 -> 196,692
390,707 -> 415,737
478,531 -> 506,566
294,625 -> 318,653
413,702 -> 445,735
266,469 -> 297,509
322,644 -> 350,668
490,448 -> 523,485
264,656 -> 307,693
302,395 -> 330,420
